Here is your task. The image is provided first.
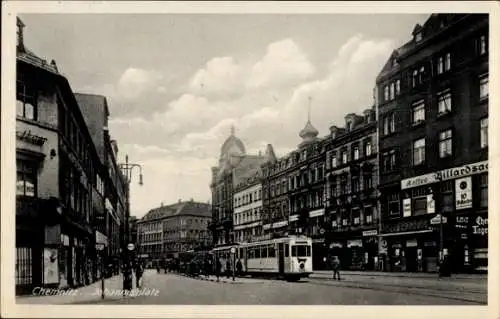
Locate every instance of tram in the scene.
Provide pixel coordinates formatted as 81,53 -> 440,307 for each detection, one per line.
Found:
212,235 -> 313,281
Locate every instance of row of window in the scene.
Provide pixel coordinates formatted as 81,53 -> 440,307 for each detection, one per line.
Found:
234,207 -> 262,225
382,34 -> 488,104
235,226 -> 262,242
328,140 -> 373,168
234,188 -> 262,208
290,191 -> 324,213
328,173 -> 374,196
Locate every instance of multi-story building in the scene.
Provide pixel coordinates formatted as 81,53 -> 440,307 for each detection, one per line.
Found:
376,14 -> 488,273
261,116 -> 328,268
324,109 -> 380,271
137,207 -> 165,263
75,93 -> 127,267
15,18 -> 107,293
138,200 -> 212,263
209,126 -> 266,246
163,200 -> 212,257
233,169 -> 263,243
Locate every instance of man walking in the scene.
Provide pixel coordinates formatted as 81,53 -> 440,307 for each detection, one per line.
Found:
332,256 -> 341,281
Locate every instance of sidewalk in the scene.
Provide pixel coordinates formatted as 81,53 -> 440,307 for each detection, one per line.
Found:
16,273 -> 138,305
311,270 -> 487,280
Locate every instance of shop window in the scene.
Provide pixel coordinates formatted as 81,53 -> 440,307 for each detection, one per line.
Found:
16,81 -> 37,120
479,174 -> 488,208
16,160 -> 37,197
16,247 -> 32,286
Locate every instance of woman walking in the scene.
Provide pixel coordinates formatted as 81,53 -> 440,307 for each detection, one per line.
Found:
332,256 -> 341,281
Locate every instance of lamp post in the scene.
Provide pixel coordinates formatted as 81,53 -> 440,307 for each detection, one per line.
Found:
119,155 -> 143,287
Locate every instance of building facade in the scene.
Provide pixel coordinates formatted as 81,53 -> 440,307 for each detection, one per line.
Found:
376,14 -> 488,273
233,171 -> 263,243
75,93 -> 128,268
15,18 -> 108,293
137,200 -> 212,263
209,127 -> 266,246
324,109 -> 380,271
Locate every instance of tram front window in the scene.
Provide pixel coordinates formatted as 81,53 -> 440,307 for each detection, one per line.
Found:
291,245 -> 312,257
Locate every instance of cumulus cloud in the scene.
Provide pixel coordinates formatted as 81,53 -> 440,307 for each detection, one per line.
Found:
188,57 -> 247,98
109,35 -> 395,215
116,67 -> 163,100
246,38 -> 315,89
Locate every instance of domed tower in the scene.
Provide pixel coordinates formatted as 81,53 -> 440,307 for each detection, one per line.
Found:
298,96 -> 319,147
219,125 -> 246,167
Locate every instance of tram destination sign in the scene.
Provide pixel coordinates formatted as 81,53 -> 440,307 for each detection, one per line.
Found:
401,161 -> 488,190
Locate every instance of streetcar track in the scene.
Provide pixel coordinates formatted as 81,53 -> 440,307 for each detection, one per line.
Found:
304,278 -> 486,305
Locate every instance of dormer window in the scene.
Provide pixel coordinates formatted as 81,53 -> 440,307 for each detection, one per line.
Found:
415,32 -> 422,42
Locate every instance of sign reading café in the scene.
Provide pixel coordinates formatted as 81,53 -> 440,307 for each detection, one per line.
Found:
401,161 -> 488,190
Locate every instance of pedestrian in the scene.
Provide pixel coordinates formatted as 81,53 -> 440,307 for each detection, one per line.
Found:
236,259 -> 243,277
226,260 -> 231,279
135,262 -> 144,288
332,256 -> 341,280
122,262 -> 133,296
215,258 -> 222,282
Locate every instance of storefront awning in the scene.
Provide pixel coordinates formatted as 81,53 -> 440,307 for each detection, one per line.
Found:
378,229 -> 432,237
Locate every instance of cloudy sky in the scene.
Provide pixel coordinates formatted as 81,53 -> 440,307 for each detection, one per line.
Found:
19,13 -> 428,218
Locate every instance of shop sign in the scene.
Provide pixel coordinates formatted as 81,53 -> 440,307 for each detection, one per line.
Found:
472,216 -> 488,236
43,248 -> 59,284
16,130 -> 48,146
426,195 -> 435,214
329,242 -> 343,248
455,215 -> 469,230
401,161 -> 488,190
382,219 -> 429,234
289,214 -> 298,222
406,239 -> 418,247
273,221 -> 288,228
403,198 -> 412,217
95,231 -> 108,245
430,214 -> 447,225
362,230 -> 378,237
309,209 -> 324,218
347,239 -> 363,248
263,224 -> 271,230
455,177 -> 473,210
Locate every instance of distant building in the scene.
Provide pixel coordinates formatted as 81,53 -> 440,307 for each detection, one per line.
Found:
137,200 -> 211,263
233,168 -> 263,243
376,14 -> 488,273
209,126 -> 267,246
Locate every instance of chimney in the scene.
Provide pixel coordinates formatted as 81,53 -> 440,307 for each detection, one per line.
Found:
50,60 -> 59,72
17,17 -> 25,52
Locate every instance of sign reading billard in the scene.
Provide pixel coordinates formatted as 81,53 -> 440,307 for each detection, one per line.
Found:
401,161 -> 488,190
